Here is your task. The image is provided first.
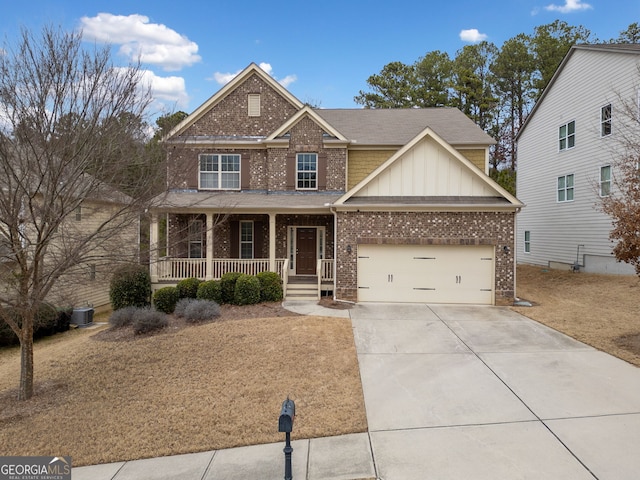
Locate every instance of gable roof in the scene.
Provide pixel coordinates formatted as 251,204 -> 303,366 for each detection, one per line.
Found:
334,126 -> 521,210
166,63 -> 304,139
517,43 -> 640,140
315,108 -> 495,147
266,106 -> 349,143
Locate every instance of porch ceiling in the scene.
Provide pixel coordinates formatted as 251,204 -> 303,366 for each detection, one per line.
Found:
152,191 -> 342,212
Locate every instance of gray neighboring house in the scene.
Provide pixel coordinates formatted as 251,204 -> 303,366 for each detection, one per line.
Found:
150,63 -> 522,304
516,44 -> 640,274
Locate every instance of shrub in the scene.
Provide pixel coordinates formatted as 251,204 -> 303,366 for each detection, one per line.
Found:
256,271 -> 283,302
33,303 -> 60,339
109,306 -> 139,328
176,277 -> 202,299
132,308 -> 169,335
153,286 -> 180,314
182,299 -> 221,323
197,280 -> 223,304
0,304 -> 71,346
220,272 -> 243,304
234,274 -> 261,305
173,298 -> 196,318
109,264 -> 151,310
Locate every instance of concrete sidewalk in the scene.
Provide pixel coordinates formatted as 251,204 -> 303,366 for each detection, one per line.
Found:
74,302 -> 640,480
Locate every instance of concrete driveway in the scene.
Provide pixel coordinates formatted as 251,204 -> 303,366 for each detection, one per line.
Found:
352,303 -> 640,479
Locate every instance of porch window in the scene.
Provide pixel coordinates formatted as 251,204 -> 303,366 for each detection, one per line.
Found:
188,219 -> 203,258
199,154 -> 240,190
296,153 -> 317,190
240,221 -> 254,259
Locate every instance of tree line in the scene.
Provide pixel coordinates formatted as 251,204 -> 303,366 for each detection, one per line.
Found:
354,20 -> 640,194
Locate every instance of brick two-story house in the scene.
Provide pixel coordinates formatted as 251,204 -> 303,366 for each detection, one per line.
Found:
149,63 -> 522,304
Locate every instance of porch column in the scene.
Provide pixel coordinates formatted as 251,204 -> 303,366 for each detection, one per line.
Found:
206,212 -> 214,280
269,212 -> 276,272
149,212 -> 158,283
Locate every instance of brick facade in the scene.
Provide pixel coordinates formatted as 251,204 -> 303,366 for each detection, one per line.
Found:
335,210 -> 515,303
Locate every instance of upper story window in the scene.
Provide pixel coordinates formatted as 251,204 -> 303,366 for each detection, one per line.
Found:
557,174 -> 574,202
199,154 -> 240,190
248,94 -> 261,117
599,165 -> 611,197
297,153 -> 317,190
559,120 -> 575,151
601,104 -> 612,137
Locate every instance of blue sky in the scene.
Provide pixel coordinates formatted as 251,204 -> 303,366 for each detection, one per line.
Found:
2,0 -> 638,119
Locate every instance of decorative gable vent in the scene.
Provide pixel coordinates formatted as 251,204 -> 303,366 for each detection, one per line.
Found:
248,94 -> 261,117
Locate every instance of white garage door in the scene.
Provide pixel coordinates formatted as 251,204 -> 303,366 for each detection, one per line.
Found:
357,244 -> 494,304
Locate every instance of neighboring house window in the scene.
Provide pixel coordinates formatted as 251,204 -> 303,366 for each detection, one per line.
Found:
89,264 -> 96,281
601,104 -> 612,137
559,120 -> 575,151
557,174 -> 574,202
199,154 -> 240,190
524,231 -> 531,253
240,221 -> 254,259
600,165 -> 611,197
297,153 -> 317,190
248,94 -> 260,117
75,206 -> 82,221
188,219 -> 203,258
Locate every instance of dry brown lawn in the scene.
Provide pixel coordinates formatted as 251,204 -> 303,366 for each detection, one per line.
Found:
512,264 -> 640,367
1,266 -> 639,467
0,304 -> 366,467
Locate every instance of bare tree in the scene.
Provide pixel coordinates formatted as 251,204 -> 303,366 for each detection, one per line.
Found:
0,26 -> 161,400
597,83 -> 640,276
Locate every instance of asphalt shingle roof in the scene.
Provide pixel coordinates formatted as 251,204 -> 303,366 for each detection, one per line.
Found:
314,108 -> 495,146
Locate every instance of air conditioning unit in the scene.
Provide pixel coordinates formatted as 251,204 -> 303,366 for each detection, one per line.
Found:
71,307 -> 94,327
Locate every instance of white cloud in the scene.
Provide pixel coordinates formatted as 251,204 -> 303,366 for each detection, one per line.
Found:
79,13 -> 201,71
545,0 -> 592,13
140,70 -> 189,109
460,29 -> 488,43
212,62 -> 297,88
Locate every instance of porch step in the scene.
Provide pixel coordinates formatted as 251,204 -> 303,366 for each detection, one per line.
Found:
285,282 -> 319,301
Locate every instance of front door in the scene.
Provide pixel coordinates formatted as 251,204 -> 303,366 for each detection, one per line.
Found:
296,228 -> 317,275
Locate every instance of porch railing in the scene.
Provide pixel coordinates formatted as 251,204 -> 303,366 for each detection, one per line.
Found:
155,257 -> 288,282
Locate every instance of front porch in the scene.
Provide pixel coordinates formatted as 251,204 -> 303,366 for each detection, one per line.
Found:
151,257 -> 334,300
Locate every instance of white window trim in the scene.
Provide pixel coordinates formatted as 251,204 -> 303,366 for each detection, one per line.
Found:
599,165 -> 611,197
524,231 -> 531,254
558,120 -> 576,151
240,220 -> 254,259
296,153 -> 318,190
557,173 -> 575,203
198,154 -> 241,191
600,104 -> 612,137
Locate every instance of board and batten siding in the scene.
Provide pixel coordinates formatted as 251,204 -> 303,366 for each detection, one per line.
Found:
517,48 -> 638,274
356,137 -> 496,197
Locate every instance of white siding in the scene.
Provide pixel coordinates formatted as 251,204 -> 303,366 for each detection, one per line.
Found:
356,136 -> 498,197
517,48 -> 639,274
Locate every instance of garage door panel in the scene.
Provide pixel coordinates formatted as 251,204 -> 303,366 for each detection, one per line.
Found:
357,244 -> 494,304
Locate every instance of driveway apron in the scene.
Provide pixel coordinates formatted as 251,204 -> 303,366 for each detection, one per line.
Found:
352,303 -> 640,480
